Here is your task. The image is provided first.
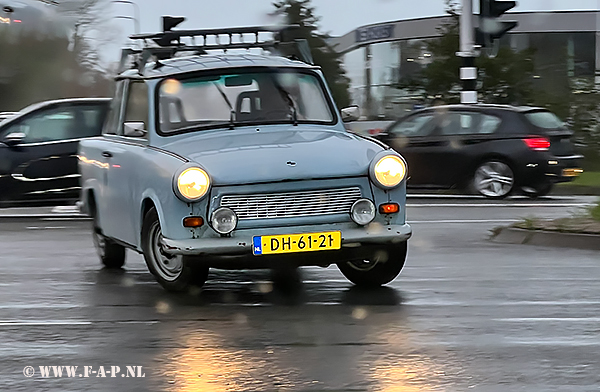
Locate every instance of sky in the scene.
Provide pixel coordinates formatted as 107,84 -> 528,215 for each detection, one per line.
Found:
3,0 -> 600,62
110,0 -> 600,38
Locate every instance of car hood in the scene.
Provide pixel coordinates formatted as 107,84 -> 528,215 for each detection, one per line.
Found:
161,127 -> 385,185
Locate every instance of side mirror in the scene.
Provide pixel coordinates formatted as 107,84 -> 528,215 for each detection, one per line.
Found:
123,122 -> 147,138
341,105 -> 360,123
2,132 -> 26,147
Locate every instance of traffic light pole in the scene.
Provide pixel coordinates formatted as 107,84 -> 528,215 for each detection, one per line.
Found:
458,0 -> 478,104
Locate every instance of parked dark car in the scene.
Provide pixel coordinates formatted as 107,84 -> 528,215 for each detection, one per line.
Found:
0,112 -> 18,123
0,98 -> 110,207
376,104 -> 583,198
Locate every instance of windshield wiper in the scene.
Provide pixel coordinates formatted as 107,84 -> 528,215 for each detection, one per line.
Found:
269,75 -> 298,126
213,82 -> 236,130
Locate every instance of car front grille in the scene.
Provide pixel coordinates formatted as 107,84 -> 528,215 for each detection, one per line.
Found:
220,187 -> 362,220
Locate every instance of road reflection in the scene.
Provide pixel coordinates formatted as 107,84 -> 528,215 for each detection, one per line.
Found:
88,267 -> 456,391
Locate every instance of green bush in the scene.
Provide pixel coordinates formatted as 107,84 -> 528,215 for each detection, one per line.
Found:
591,199 -> 600,221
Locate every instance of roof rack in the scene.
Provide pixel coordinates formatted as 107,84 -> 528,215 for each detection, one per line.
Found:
119,16 -> 314,75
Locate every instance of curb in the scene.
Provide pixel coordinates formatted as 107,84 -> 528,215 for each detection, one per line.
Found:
491,227 -> 600,251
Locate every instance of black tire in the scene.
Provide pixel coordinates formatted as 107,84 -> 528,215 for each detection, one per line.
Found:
522,182 -> 553,199
141,207 -> 209,292
92,211 -> 126,269
471,160 -> 515,199
337,242 -> 407,288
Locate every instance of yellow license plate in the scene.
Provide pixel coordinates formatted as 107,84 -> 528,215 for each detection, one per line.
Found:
252,231 -> 341,255
562,168 -> 583,177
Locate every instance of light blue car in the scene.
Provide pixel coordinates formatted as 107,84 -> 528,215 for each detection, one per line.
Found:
78,22 -> 412,291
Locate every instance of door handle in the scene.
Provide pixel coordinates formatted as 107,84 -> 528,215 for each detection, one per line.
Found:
102,151 -> 113,158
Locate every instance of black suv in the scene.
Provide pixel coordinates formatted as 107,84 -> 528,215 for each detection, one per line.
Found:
376,104 -> 583,198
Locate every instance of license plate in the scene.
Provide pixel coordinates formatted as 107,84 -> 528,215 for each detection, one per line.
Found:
562,168 -> 583,177
252,231 -> 341,256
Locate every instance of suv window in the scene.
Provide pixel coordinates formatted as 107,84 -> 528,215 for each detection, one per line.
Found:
390,114 -> 435,136
440,112 -> 501,135
525,111 -> 563,129
123,82 -> 149,134
3,105 -> 105,144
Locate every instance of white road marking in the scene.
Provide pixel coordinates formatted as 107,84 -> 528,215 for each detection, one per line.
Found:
0,320 -> 159,326
495,317 -> 600,322
406,203 -> 591,208
25,226 -> 68,230
408,219 -> 518,223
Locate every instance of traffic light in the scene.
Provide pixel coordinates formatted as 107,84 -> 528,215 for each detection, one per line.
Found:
476,0 -> 518,47
163,16 -> 185,32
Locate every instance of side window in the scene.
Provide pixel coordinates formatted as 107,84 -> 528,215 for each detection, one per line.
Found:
478,114 -> 502,134
439,113 -> 479,135
123,81 -> 149,136
3,106 -> 79,144
104,81 -> 126,135
390,114 -> 435,136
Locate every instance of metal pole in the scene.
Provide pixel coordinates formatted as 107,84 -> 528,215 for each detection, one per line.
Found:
111,0 -> 140,34
458,0 -> 477,104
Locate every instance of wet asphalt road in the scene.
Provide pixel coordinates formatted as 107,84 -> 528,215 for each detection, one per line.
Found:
0,196 -> 599,391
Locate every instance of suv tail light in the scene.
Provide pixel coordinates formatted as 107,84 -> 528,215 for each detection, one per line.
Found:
523,137 -> 550,151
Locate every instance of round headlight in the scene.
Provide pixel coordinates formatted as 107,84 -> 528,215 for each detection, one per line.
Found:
373,155 -> 407,189
351,199 -> 376,226
211,207 -> 238,235
176,167 -> 210,201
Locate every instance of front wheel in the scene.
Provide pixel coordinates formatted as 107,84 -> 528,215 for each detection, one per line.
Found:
337,243 -> 407,288
141,207 -> 209,292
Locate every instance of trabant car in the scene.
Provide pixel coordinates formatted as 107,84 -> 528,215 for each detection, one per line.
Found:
78,21 -> 412,291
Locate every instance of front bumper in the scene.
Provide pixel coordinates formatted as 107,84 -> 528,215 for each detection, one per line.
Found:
161,223 -> 412,257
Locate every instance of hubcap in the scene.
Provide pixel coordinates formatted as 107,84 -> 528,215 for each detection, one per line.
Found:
474,161 -> 514,197
347,259 -> 379,272
148,221 -> 183,281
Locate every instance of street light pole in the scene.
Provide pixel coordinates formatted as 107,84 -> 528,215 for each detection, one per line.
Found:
110,0 -> 140,35
457,0 -> 478,104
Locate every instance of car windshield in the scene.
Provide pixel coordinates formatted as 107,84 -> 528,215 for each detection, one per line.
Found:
158,70 -> 335,133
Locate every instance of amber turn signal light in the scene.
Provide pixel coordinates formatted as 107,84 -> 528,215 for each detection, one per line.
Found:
183,216 -> 204,227
379,203 -> 399,214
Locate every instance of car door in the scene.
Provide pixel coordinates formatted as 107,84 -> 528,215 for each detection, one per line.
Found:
434,111 -> 503,186
383,112 -> 443,186
0,102 -> 107,206
99,81 -> 149,245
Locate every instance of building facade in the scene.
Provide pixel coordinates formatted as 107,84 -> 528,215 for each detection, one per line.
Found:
329,11 -> 600,119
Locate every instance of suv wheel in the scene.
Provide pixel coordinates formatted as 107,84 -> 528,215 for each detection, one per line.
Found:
141,207 -> 208,292
337,243 -> 407,287
472,160 -> 514,199
522,182 -> 553,199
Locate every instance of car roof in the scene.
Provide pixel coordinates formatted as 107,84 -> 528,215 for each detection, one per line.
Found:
119,53 -> 318,79
0,98 -> 111,127
409,104 -> 548,115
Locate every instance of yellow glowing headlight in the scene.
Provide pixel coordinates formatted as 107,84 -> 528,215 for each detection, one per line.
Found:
176,168 -> 210,201
373,155 -> 407,188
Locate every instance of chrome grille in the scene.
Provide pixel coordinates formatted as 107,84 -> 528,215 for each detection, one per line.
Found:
220,187 -> 362,220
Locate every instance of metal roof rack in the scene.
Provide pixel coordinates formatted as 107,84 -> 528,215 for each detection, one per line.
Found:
119,16 -> 314,75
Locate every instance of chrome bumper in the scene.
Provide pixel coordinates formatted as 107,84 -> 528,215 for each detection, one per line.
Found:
161,223 -> 412,256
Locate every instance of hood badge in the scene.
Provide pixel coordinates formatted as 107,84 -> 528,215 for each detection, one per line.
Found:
286,161 -> 297,167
